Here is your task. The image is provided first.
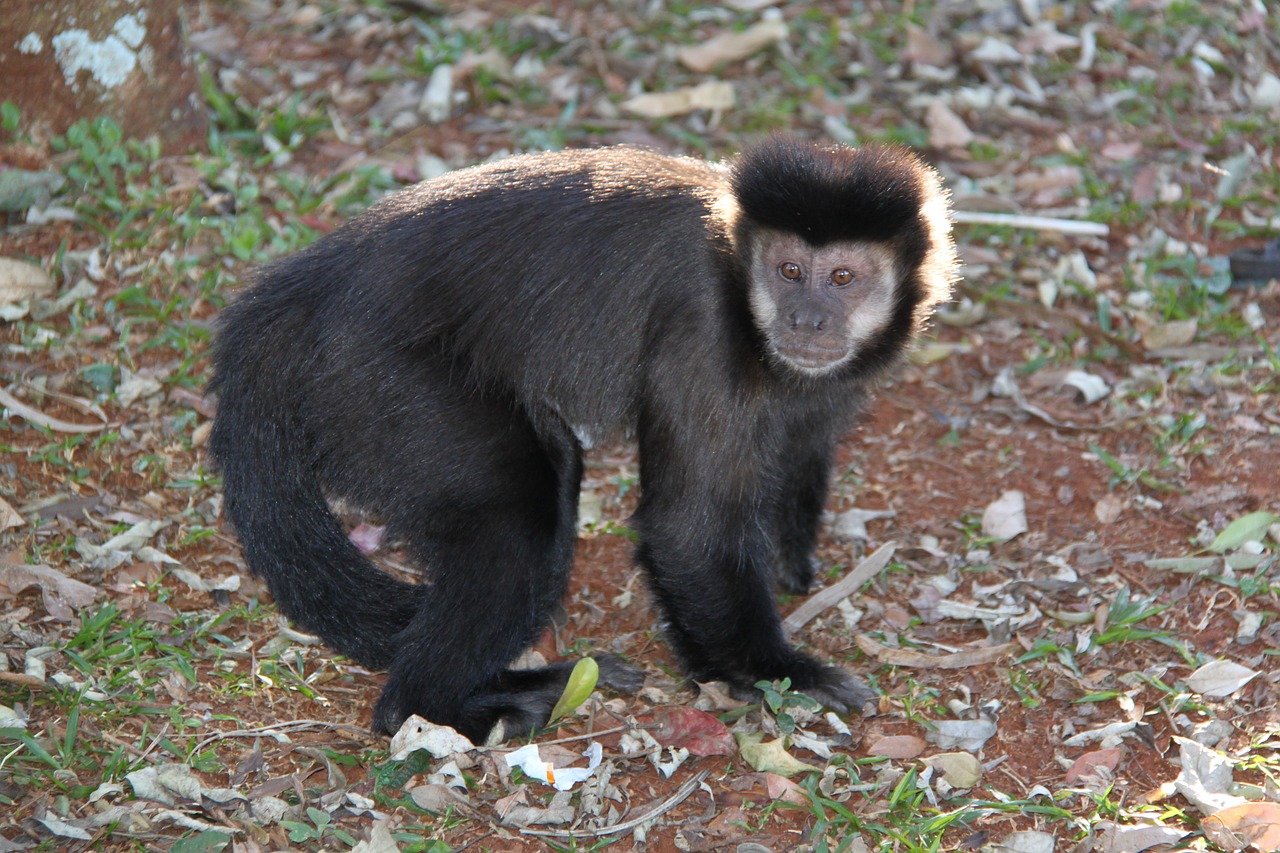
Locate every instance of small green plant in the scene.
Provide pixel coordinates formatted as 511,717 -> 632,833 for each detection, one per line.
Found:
1,100 -> 20,136
756,678 -> 821,736
280,806 -> 357,846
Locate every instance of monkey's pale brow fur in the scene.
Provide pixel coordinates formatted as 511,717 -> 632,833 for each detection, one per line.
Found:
209,136 -> 957,742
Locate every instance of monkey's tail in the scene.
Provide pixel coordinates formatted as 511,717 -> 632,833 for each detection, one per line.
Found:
208,385 -> 419,670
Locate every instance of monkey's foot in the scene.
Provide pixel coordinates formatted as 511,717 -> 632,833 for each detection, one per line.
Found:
798,665 -> 877,716
727,657 -> 877,717
373,654 -> 645,742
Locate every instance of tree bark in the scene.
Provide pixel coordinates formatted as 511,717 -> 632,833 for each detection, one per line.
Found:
0,0 -> 206,153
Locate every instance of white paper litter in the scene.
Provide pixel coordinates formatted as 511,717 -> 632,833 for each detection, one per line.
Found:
504,741 -> 603,791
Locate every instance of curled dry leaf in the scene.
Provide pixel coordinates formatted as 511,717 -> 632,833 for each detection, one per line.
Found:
388,715 -> 475,761
1061,369 -> 1110,404
735,733 -> 819,777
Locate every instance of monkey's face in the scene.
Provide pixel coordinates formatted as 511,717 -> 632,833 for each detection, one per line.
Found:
748,230 -> 898,377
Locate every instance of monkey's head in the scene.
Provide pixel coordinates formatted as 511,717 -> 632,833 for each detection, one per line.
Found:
731,137 -> 956,378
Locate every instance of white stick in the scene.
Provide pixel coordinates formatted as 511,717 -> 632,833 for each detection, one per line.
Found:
952,210 -> 1110,237
783,541 -> 896,634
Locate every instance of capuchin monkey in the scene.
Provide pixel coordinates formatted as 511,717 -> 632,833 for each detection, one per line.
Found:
209,136 -> 957,743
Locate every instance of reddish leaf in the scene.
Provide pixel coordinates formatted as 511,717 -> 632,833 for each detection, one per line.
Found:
644,707 -> 735,757
1064,747 -> 1124,783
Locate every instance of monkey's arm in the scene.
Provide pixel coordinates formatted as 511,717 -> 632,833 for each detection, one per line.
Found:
632,410 -> 874,713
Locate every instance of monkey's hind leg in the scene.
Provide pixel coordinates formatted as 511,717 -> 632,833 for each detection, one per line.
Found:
365,401 -> 637,743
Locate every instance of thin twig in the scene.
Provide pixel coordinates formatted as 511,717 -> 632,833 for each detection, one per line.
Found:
193,719 -> 374,752
0,386 -> 106,433
952,210 -> 1110,237
0,671 -> 47,689
520,767 -> 712,838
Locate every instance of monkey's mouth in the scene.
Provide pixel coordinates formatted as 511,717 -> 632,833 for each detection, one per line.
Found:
775,343 -> 849,370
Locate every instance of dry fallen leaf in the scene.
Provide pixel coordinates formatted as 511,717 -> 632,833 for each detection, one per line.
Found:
388,715 -> 475,761
1202,802 -> 1280,852
1141,318 -> 1198,350
867,734 -> 927,759
0,563 -> 102,621
1064,747 -> 1124,783
929,751 -> 984,788
1185,660 -> 1260,698
677,17 -> 787,73
645,706 -> 735,757
855,635 -> 1020,669
0,496 -> 22,531
622,81 -> 735,118
903,23 -> 953,67
925,101 -> 974,149
763,772 -> 807,804
735,733 -> 819,777
982,490 -> 1028,541
1094,495 -> 1125,525
0,256 -> 55,307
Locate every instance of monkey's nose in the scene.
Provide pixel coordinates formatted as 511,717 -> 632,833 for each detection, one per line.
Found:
789,310 -> 825,331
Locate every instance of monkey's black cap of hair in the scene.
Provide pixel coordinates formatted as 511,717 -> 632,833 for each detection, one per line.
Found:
731,136 -> 933,246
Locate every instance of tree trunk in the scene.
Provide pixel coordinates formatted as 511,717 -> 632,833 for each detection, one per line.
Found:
0,0 -> 206,153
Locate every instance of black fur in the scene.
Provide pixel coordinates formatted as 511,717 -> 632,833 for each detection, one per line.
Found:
209,138 -> 954,742
733,136 -> 931,247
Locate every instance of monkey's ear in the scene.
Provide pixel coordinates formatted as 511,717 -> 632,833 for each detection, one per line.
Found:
730,136 -> 942,247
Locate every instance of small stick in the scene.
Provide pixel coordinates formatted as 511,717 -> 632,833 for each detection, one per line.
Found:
952,210 -> 1110,237
520,768 -> 712,838
0,386 -> 106,433
783,541 -> 896,634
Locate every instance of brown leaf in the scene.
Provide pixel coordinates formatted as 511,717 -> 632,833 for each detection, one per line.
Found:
1064,747 -> 1124,783
867,735 -> 927,759
763,772 -> 807,804
0,563 -> 102,621
677,18 -> 787,73
0,496 -> 22,531
645,706 -> 735,757
1202,802 -> 1280,851
925,101 -> 974,149
622,81 -> 735,118
903,24 -> 953,67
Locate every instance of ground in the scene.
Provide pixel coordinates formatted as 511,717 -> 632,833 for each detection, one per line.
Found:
1,1 -> 1278,851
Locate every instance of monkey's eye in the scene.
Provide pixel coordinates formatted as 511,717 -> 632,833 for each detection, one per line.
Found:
778,262 -> 802,281
830,269 -> 854,287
